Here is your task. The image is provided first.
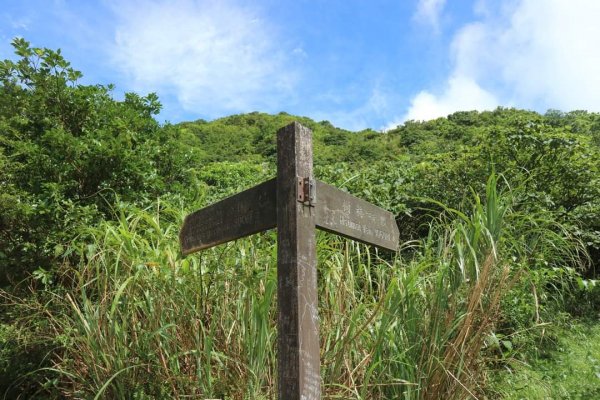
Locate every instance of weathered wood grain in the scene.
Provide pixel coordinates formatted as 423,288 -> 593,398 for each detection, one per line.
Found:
315,180 -> 399,251
277,122 -> 321,399
179,178 -> 276,255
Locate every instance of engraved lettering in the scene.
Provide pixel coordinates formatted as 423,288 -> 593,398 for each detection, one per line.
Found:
342,200 -> 351,215
339,215 -> 362,231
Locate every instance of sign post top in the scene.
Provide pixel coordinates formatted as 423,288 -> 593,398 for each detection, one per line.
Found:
179,122 -> 399,255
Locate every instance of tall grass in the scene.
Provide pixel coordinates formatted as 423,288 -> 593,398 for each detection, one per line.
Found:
354,174 -> 513,399
46,200 -> 279,398
4,173 -> 584,398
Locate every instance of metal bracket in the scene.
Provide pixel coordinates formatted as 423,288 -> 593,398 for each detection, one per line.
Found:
297,177 -> 316,206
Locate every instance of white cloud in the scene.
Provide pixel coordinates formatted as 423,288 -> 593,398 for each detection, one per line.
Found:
401,75 -> 498,123
401,0 -> 600,123
9,17 -> 30,30
110,0 -> 297,117
414,0 -> 447,32
497,0 -> 600,109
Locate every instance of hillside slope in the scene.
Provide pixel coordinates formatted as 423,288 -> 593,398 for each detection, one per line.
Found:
1,40 -> 600,398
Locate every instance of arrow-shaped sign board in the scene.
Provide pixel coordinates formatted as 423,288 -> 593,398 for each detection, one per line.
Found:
315,181 -> 398,251
180,122 -> 399,399
180,178 -> 277,255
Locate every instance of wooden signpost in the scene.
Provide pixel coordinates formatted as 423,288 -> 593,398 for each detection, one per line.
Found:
180,122 -> 399,399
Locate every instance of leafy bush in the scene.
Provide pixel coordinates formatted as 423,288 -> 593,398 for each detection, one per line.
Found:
0,39 -> 199,283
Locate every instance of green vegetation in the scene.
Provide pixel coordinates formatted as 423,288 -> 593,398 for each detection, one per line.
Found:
490,321 -> 600,399
1,39 -> 599,398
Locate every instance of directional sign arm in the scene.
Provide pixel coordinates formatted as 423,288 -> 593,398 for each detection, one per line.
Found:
179,178 -> 277,255
314,180 -> 399,251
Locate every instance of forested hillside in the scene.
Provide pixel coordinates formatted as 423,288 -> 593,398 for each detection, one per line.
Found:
2,39 -> 600,398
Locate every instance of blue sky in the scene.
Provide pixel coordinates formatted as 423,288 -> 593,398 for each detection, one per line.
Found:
2,0 -> 600,130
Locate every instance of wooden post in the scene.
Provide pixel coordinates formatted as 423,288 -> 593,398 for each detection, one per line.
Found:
277,122 -> 321,399
181,121 -> 399,397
